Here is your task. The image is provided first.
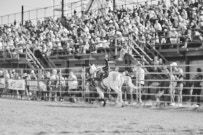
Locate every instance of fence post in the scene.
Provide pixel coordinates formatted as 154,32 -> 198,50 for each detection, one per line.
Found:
21,5 -> 24,25
37,69 -> 40,100
82,66 -> 86,101
169,65 -> 172,104
59,68 -> 62,101
135,65 -> 139,103
20,69 -> 24,99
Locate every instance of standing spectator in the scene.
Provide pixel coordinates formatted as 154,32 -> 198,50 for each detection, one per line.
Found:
135,62 -> 145,103
169,27 -> 179,44
190,68 -> 203,106
67,71 -> 78,91
176,68 -> 184,107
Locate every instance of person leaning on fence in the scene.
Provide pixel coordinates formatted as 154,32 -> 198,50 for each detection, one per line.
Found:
135,62 -> 145,103
176,68 -> 184,107
49,69 -> 59,101
169,62 -> 178,106
67,71 -> 78,91
190,68 -> 203,106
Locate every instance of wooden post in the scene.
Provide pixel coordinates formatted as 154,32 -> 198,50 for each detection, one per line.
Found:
21,6 -> 24,25
37,69 -> 40,100
82,66 -> 86,101
59,68 -> 62,101
135,65 -> 139,103
169,65 -> 172,104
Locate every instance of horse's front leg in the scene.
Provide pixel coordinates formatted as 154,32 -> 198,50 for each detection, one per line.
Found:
95,86 -> 106,106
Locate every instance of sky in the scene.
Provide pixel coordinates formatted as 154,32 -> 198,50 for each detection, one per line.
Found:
0,0 -> 150,25
0,0 -> 79,16
0,0 -> 83,24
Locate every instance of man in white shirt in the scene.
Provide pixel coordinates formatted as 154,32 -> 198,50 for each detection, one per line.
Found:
135,62 -> 145,103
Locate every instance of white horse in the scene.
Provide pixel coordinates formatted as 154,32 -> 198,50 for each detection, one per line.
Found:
89,64 -> 137,106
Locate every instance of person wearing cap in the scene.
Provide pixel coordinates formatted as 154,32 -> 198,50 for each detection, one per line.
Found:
190,68 -> 203,106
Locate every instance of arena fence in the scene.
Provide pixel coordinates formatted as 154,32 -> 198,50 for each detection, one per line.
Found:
0,64 -> 202,107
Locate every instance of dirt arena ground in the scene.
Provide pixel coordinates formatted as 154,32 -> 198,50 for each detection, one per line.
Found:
0,99 -> 203,135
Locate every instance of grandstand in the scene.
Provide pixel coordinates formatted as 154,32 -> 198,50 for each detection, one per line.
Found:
0,0 -> 203,78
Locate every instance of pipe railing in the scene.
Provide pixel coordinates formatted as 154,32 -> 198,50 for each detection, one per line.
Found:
0,64 -> 202,106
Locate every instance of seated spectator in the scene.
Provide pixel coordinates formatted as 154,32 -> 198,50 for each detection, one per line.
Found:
169,28 -> 179,44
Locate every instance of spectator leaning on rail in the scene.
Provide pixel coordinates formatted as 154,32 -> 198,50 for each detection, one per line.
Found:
169,62 -> 178,106
176,67 -> 184,107
135,62 -> 145,103
190,68 -> 203,107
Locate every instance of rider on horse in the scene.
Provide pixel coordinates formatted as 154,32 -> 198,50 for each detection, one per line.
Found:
102,54 -> 110,79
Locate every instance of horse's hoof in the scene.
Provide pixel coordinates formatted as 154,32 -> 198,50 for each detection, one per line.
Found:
103,102 -> 106,107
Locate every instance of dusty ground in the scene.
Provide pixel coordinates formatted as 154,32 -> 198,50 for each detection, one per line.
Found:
0,99 -> 203,135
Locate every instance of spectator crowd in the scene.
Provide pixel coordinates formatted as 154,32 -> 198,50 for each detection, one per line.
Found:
0,0 -> 203,59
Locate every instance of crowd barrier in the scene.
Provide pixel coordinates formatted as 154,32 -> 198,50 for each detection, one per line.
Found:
0,64 -> 202,107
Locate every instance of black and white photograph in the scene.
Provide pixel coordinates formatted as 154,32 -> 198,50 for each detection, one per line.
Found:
0,0 -> 203,134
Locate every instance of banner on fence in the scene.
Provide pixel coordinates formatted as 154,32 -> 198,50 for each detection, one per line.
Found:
8,79 -> 25,90
27,80 -> 47,91
0,78 -> 5,88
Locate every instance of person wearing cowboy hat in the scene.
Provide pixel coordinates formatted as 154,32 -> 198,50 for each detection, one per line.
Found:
100,54 -> 110,79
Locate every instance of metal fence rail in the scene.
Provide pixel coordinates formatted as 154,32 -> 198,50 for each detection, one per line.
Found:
0,64 -> 202,107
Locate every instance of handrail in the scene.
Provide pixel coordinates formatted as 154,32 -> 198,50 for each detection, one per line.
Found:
44,54 -> 56,68
127,40 -> 149,64
145,42 -> 169,64
26,48 -> 44,70
129,37 -> 153,63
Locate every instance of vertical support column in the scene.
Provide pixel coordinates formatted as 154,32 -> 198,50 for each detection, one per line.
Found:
113,0 -> 116,11
82,66 -> 86,101
37,69 -> 40,100
169,65 -> 172,104
185,56 -> 190,95
59,68 -> 62,100
62,0 -> 64,17
14,14 -> 16,23
21,5 -> 24,25
185,56 -> 190,80
135,65 -> 139,103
